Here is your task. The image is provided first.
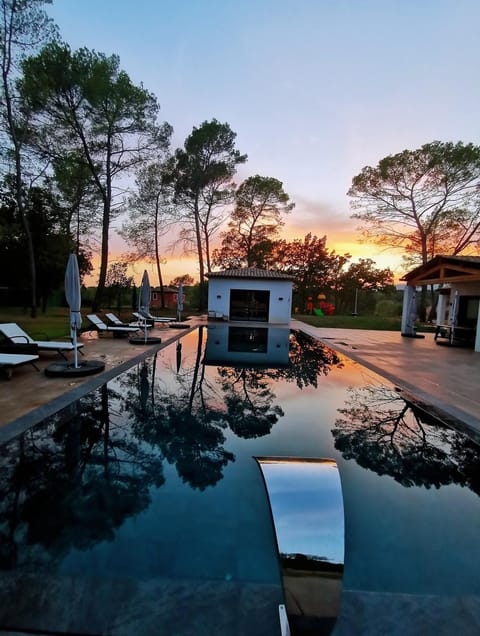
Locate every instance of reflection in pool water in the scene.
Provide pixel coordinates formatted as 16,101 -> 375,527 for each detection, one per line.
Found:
0,326 -> 479,636
205,324 -> 291,366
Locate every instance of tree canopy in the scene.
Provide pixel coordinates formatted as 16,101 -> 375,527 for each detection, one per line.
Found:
171,119 -> 246,309
0,0 -> 58,316
20,41 -> 171,310
348,141 -> 480,266
212,175 -> 294,269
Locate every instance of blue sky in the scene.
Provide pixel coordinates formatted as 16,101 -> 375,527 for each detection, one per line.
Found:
47,0 -> 480,282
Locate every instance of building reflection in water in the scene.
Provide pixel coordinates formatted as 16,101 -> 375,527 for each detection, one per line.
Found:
205,325 -> 291,367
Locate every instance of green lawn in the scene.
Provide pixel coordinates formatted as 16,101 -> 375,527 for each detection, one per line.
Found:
0,307 -> 73,340
295,313 -> 435,333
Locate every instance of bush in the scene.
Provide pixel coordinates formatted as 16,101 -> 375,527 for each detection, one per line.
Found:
375,299 -> 403,317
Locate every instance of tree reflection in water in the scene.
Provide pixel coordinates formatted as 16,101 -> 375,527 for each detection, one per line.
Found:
0,329 -> 350,569
219,330 -> 342,438
0,384 -> 165,570
218,367 -> 284,438
118,329 -> 235,491
333,384 -> 480,495
271,330 -> 343,389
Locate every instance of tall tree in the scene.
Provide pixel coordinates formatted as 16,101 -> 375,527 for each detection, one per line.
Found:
51,151 -> 100,252
212,174 -> 294,269
348,141 -> 480,265
19,42 -> 171,310
0,0 -> 57,316
172,119 -> 246,309
0,178 -> 91,310
105,261 -> 133,312
121,157 -> 174,308
333,258 -> 394,314
277,233 -> 350,310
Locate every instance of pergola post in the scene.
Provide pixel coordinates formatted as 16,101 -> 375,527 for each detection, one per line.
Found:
475,304 -> 480,352
401,285 -> 417,337
436,289 -> 450,325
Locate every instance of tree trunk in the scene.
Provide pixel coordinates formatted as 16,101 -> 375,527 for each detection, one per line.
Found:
92,141 -> 112,312
18,188 -> 37,318
92,197 -> 110,312
154,200 -> 165,308
194,201 -> 205,311
3,71 -> 37,316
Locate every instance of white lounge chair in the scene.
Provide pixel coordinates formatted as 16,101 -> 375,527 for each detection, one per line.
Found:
105,312 -> 149,329
132,311 -> 173,324
0,352 -> 40,379
87,314 -> 140,337
0,323 -> 84,360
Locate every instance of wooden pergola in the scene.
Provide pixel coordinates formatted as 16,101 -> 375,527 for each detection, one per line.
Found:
401,255 -> 480,287
400,255 -> 480,352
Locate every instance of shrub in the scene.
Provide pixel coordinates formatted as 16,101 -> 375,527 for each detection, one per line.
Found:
375,299 -> 403,317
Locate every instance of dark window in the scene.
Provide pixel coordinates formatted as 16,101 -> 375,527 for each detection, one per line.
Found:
228,326 -> 268,353
458,296 -> 479,328
229,289 -> 270,321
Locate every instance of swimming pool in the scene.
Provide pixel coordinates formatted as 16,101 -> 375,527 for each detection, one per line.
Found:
0,325 -> 479,635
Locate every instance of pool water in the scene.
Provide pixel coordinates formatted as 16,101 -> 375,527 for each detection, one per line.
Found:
0,326 -> 479,635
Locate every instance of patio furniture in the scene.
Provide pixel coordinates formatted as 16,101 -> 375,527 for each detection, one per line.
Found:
86,314 -> 140,337
132,311 -> 173,325
0,352 -> 40,380
105,312 -> 149,329
0,323 -> 84,360
434,324 -> 476,347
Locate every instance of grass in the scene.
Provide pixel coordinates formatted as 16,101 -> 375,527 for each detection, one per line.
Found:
296,313 -> 437,333
0,306 -> 436,339
0,307 -> 73,340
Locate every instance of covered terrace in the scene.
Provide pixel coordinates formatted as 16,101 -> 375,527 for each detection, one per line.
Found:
400,255 -> 480,352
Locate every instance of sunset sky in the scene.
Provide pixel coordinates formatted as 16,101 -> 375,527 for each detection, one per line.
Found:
47,0 -> 480,286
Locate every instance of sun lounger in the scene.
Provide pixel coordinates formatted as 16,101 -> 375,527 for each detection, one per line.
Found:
105,312 -> 149,329
86,314 -> 140,337
0,323 -> 84,360
0,352 -> 40,379
132,311 -> 173,324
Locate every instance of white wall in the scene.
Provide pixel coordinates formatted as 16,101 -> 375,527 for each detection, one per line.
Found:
207,278 -> 292,324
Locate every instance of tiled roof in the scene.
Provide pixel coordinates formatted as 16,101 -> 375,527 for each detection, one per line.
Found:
206,267 -> 295,281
